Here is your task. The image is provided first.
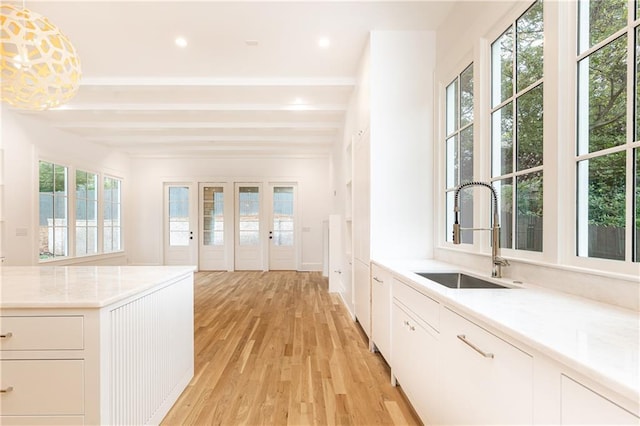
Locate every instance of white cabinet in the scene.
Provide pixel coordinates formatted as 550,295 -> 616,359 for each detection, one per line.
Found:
561,375 -> 639,425
392,295 -> 440,425
438,307 -> 533,425
0,316 -> 85,424
0,272 -> 194,425
353,259 -> 371,338
370,263 -> 392,361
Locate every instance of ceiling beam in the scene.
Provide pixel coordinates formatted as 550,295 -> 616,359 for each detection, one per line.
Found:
50,103 -> 347,112
55,121 -> 343,129
80,77 -> 356,87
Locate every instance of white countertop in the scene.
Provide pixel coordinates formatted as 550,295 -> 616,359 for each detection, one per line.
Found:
0,265 -> 196,308
374,258 -> 640,405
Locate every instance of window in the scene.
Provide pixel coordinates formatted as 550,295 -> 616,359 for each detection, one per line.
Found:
491,0 -> 544,252
76,170 -> 98,256
39,161 -> 68,259
576,0 -> 639,263
445,63 -> 474,244
103,176 -> 122,252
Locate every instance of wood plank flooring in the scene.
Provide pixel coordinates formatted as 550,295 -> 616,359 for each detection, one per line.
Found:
161,271 -> 421,426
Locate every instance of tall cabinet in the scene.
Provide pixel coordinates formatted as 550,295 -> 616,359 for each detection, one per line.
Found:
352,128 -> 371,336
346,31 -> 436,343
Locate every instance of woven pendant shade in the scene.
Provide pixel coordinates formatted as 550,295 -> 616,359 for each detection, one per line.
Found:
0,4 -> 81,110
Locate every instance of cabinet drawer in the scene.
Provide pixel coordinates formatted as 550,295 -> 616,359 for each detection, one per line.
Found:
0,359 -> 84,415
393,279 -> 439,331
0,316 -> 83,350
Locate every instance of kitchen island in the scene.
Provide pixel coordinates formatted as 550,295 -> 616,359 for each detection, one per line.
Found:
0,265 -> 195,426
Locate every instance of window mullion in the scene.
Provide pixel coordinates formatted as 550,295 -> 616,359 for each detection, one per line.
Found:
69,168 -> 76,257
625,21 -> 635,262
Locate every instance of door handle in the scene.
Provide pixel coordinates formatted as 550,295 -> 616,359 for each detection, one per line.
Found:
190,231 -> 193,240
269,231 -> 273,240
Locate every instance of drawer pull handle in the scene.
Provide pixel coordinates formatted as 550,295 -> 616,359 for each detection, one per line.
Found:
0,386 -> 14,393
373,277 -> 383,283
457,334 -> 494,359
0,332 -> 12,339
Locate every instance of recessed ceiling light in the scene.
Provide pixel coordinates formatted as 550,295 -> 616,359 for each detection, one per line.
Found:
245,40 -> 259,46
175,37 -> 188,48
293,97 -> 304,104
318,37 -> 331,49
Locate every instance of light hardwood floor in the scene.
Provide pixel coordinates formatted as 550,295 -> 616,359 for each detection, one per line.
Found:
161,271 -> 421,426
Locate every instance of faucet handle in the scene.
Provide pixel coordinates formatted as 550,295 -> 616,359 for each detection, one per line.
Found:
494,256 -> 510,266
453,223 -> 461,245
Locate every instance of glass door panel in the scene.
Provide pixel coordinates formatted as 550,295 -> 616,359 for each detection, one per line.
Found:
199,184 -> 229,271
235,184 -> 263,270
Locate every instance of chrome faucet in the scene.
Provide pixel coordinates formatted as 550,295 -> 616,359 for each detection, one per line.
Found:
453,181 -> 510,278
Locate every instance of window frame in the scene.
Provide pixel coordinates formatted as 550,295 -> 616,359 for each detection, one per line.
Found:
38,160 -> 70,261
103,175 -> 123,254
38,160 -> 124,263
75,168 -> 99,257
489,0 -> 545,255
444,62 -> 476,246
566,0 -> 640,274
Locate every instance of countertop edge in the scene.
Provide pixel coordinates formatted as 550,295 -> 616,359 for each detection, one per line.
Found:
0,266 -> 196,309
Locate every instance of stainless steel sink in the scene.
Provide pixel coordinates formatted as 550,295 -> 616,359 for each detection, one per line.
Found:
414,272 -> 512,289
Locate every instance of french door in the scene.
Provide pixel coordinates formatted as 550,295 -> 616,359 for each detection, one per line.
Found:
164,183 -> 197,266
268,184 -> 297,270
164,181 -> 298,271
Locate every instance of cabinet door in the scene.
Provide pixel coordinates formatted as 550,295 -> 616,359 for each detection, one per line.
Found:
561,375 -> 639,425
392,302 -> 440,425
0,360 -> 84,416
371,264 -> 391,361
439,307 -> 533,425
353,259 -> 371,338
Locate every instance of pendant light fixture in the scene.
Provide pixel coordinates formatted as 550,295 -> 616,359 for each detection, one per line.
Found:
0,3 -> 81,111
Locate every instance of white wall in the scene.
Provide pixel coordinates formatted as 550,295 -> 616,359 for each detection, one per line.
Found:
127,156 -> 330,270
0,105 -> 131,266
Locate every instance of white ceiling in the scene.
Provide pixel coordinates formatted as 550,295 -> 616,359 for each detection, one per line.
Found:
7,1 -> 456,157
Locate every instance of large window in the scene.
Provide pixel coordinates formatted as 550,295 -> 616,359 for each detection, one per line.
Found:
491,0 -> 544,252
576,0 -> 640,262
103,176 -> 122,252
445,63 -> 474,244
39,161 -> 68,259
76,170 -> 98,256
39,162 -> 123,261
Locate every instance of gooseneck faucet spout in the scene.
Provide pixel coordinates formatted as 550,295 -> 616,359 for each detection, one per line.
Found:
453,181 -> 509,278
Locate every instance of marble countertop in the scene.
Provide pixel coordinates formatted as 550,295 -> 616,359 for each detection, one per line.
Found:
0,265 -> 196,308
374,258 -> 640,405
